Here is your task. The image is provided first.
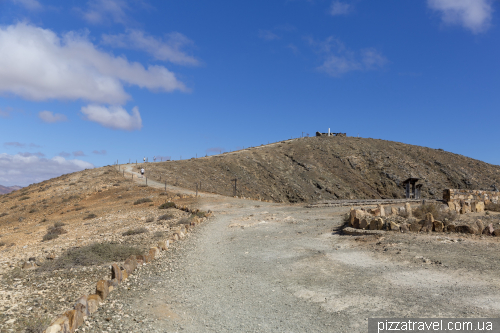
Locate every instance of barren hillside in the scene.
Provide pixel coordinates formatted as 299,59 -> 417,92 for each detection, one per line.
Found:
142,136 -> 500,203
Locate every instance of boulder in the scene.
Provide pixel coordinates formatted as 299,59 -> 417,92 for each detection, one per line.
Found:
44,315 -> 70,333
86,294 -> 101,314
369,218 -> 384,230
493,229 -> 500,237
96,280 -> 109,300
124,256 -> 137,273
475,220 -> 484,235
460,200 -> 471,214
149,247 -> 160,260
483,223 -> 494,235
64,309 -> 84,332
476,201 -> 485,213
447,201 -> 456,212
390,207 -> 398,216
111,264 -> 122,283
122,268 -> 128,281
379,205 -> 386,217
73,295 -> 90,317
158,240 -> 168,251
456,225 -> 476,234
446,224 -> 456,233
433,221 -> 444,232
359,218 -> 369,230
22,261 -> 36,270
400,223 -> 410,233
368,208 -> 381,216
349,209 -> 365,227
425,213 -> 434,223
389,222 -> 400,231
405,203 -> 412,217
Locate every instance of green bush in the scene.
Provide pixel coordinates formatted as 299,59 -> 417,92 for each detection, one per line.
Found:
134,198 -> 153,205
122,227 -> 148,236
159,202 -> 176,209
38,242 -> 143,271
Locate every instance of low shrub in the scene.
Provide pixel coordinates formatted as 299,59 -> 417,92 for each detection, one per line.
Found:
159,202 -> 176,209
154,231 -> 165,238
19,196 -> 30,201
146,217 -> 155,223
413,203 -> 457,222
485,202 -> 500,212
38,242 -> 143,272
0,212 -> 8,218
134,198 -> 153,205
10,205 -> 18,210
42,222 -> 68,241
83,213 -> 97,220
122,227 -> 148,236
158,213 -> 174,221
0,241 -> 5,247
29,209 -> 37,214
192,211 -> 206,218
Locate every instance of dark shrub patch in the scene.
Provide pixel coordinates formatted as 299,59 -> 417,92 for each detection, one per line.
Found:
146,217 -> 155,223
19,196 -> 30,201
38,242 -> 143,271
18,315 -> 51,333
159,202 -> 176,209
0,212 -> 8,218
83,213 -> 97,220
122,227 -> 148,236
134,198 -> 153,205
42,223 -> 67,241
158,213 -> 174,221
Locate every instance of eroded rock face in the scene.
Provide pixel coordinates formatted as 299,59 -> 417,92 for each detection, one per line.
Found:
405,203 -> 412,217
421,220 -> 433,233
111,264 -> 122,283
349,209 -> 365,228
433,221 -> 444,232
400,223 -> 410,233
64,309 -> 85,332
369,218 -> 384,230
389,222 -> 400,231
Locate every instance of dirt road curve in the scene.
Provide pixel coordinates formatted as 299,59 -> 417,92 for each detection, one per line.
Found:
80,166 -> 500,332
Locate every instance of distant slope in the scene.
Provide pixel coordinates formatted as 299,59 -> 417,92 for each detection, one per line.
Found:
142,136 -> 500,203
0,185 -> 22,195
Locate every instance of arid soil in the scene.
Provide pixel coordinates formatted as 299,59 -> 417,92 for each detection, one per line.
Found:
0,166 -> 202,332
140,136 -> 500,203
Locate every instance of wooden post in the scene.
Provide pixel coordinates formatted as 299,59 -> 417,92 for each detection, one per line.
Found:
123,170 -> 124,176
231,178 -> 237,197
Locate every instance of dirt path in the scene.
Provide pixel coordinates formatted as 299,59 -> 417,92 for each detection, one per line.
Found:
79,166 -> 500,332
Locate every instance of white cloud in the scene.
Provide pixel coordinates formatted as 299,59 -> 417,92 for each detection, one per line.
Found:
39,111 -> 68,123
81,105 -> 142,131
0,23 -> 187,105
10,0 -> 42,10
81,0 -> 129,24
0,153 -> 93,186
329,1 -> 351,16
258,30 -> 280,41
102,30 -> 199,66
309,37 -> 387,77
427,0 -> 494,33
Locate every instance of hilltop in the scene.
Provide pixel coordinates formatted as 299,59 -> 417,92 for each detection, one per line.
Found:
142,136 -> 500,203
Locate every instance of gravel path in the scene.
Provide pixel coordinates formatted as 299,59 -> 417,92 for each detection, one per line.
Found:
77,166 -> 500,333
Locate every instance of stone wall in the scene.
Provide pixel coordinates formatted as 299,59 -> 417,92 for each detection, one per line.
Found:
443,189 -> 500,204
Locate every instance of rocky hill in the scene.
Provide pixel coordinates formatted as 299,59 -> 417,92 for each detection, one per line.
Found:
0,185 -> 22,195
142,136 -> 500,203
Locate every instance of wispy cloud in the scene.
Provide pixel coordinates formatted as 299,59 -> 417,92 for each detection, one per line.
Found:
81,105 -> 142,131
59,152 -> 71,158
102,30 -> 199,66
0,153 -> 93,186
0,108 -> 11,118
73,151 -> 86,157
29,143 -> 41,148
329,1 -> 351,16
258,30 -> 280,41
0,23 -> 187,105
309,36 -> 387,76
92,150 -> 107,155
80,0 -> 129,24
5,142 -> 25,148
39,111 -> 68,123
10,0 -> 42,10
427,0 -> 494,33
18,152 -> 45,157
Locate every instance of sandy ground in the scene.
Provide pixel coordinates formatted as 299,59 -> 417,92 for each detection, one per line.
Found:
76,166 -> 500,333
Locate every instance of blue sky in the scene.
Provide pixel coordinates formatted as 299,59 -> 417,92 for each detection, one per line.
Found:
0,0 -> 499,186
